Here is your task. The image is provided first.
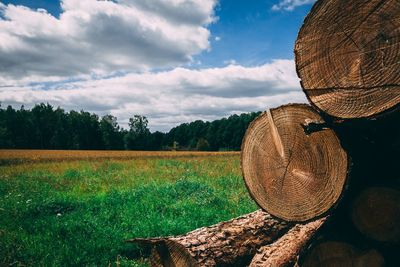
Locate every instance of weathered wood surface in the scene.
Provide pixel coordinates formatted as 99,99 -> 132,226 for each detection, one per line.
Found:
249,217 -> 326,267
352,187 -> 400,243
295,0 -> 400,119
241,104 -> 348,221
127,210 -> 291,267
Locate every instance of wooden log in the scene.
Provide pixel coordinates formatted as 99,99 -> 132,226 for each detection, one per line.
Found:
249,217 -> 327,267
301,241 -> 384,267
126,210 -> 291,267
295,0 -> 400,119
241,104 -> 348,221
351,187 -> 400,243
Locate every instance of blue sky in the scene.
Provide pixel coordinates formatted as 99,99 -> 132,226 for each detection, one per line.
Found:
198,0 -> 314,67
0,0 -> 315,131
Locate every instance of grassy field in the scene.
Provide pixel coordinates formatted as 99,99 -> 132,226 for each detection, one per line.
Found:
0,150 -> 257,266
0,150 -> 240,165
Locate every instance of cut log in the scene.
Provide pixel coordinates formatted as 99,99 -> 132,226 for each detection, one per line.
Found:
249,217 -> 326,267
241,104 -> 348,221
301,241 -> 384,267
126,210 -> 291,267
351,187 -> 400,243
295,0 -> 400,119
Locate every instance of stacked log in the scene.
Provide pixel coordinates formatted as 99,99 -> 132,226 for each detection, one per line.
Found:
290,0 -> 399,265
128,0 -> 400,265
241,104 -> 348,222
301,241 -> 385,267
352,187 -> 400,243
294,0 -> 400,119
127,211 -> 327,267
127,210 -> 292,266
249,218 -> 326,267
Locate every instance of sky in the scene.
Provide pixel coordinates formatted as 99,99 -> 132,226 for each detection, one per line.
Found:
0,0 -> 316,131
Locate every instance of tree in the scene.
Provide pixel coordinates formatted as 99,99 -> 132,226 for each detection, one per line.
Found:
125,115 -> 151,150
50,107 -> 69,149
196,138 -> 210,151
0,103 -> 261,151
0,105 -> 13,148
148,131 -> 165,151
68,110 -> 103,150
129,115 -> 149,136
100,115 -> 124,150
31,103 -> 57,149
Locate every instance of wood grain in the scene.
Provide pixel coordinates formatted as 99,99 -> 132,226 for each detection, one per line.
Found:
295,0 -> 400,119
241,104 -> 348,221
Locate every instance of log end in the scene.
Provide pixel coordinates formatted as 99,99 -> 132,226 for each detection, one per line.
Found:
126,238 -> 197,267
295,0 -> 400,119
352,187 -> 400,243
241,104 -> 348,221
301,241 -> 385,267
150,240 -> 198,267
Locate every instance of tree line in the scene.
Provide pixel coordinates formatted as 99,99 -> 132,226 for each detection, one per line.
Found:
0,103 -> 261,151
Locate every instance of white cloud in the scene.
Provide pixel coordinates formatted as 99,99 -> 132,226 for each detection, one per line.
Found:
0,1 -> 307,131
0,59 -> 304,131
0,0 -> 217,82
272,0 -> 315,11
119,0 -> 217,25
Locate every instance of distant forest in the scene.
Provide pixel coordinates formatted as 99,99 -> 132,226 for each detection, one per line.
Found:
0,103 -> 261,151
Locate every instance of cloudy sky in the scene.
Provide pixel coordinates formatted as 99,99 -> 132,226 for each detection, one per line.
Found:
0,0 -> 316,131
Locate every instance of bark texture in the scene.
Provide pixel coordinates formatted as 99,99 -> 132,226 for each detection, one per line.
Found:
241,104 -> 348,221
249,217 -> 326,267
127,210 -> 291,267
295,0 -> 400,119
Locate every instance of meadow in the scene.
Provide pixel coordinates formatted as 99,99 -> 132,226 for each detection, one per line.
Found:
0,150 -> 257,266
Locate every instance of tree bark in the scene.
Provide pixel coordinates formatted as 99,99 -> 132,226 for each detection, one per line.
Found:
249,217 -> 327,267
126,210 -> 291,267
241,104 -> 348,221
301,241 -> 384,267
351,187 -> 400,243
295,0 -> 400,119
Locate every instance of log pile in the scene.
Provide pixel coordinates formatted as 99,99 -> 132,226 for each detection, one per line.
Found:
127,211 -> 326,266
128,0 -> 399,266
127,210 -> 292,266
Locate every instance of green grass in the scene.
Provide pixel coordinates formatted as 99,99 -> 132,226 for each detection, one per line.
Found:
0,155 -> 257,266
